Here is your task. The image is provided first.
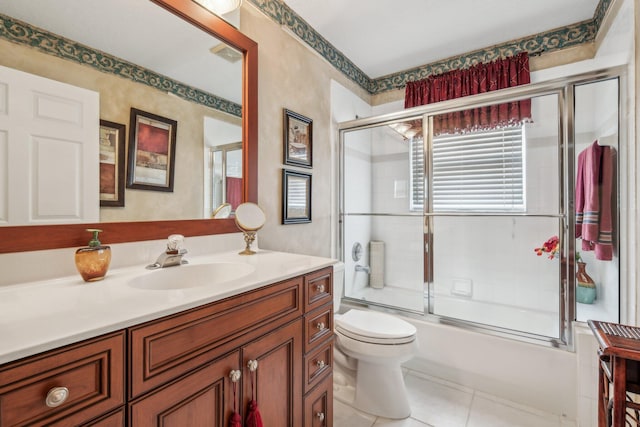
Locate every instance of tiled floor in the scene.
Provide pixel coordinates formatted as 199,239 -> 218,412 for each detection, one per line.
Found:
334,369 -> 576,427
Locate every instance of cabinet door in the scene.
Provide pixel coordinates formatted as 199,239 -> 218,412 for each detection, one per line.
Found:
129,351 -> 241,427
242,320 -> 303,427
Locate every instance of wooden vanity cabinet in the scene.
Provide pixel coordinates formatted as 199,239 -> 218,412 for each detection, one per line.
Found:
0,266 -> 333,427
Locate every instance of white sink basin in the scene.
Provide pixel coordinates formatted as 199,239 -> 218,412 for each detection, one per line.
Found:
128,262 -> 256,290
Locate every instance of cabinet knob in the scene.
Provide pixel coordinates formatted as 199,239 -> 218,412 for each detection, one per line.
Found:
316,360 -> 326,368
45,386 -> 69,408
229,369 -> 241,383
247,359 -> 258,372
315,284 -> 325,293
316,322 -> 326,331
316,412 -> 325,422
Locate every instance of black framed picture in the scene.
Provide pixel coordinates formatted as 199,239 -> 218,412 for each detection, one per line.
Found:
283,109 -> 312,168
282,169 -> 311,224
99,120 -> 126,207
127,108 -> 177,192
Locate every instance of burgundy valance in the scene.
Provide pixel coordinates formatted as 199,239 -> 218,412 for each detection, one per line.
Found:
404,52 -> 532,136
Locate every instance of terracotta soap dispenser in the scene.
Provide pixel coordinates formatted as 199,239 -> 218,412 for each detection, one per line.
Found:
75,229 -> 111,282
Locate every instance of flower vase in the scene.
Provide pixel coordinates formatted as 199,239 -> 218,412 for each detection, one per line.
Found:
576,261 -> 596,304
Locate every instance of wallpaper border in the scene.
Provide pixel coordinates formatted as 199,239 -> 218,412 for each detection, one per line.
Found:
0,13 -> 242,118
249,0 -> 613,95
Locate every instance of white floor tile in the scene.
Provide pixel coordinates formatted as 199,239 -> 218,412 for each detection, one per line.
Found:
466,395 -> 562,427
373,416 -> 434,426
334,399 -> 377,427
404,373 -> 473,427
334,371 -> 576,427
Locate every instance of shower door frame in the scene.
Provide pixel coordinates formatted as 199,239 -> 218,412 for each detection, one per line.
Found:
338,66 -> 626,349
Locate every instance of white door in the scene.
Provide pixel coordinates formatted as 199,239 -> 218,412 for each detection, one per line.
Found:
0,65 -> 99,226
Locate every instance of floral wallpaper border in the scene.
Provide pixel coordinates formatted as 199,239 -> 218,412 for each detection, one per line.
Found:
249,0 -> 613,95
0,14 -> 242,118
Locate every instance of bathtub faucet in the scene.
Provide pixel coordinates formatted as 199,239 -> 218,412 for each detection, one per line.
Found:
355,264 -> 370,274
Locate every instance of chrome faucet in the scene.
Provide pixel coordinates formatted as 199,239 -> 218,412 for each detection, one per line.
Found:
355,264 -> 370,274
146,234 -> 188,269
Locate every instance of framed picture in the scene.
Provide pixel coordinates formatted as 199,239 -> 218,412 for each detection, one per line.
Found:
283,109 -> 312,168
99,120 -> 126,207
282,169 -> 312,224
127,108 -> 177,192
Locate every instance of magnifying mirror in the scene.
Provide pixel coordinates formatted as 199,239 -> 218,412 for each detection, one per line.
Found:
212,203 -> 232,219
234,202 -> 266,255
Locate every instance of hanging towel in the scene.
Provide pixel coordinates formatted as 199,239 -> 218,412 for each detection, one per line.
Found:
575,140 -> 615,261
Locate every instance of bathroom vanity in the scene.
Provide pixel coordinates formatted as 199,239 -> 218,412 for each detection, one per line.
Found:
0,251 -> 334,426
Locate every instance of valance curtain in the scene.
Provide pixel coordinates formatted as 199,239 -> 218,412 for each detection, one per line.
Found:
404,52 -> 532,136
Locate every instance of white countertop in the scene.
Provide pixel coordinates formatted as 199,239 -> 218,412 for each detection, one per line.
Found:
0,249 -> 336,365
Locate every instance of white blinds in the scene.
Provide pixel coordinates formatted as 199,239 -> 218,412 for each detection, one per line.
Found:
411,126 -> 525,212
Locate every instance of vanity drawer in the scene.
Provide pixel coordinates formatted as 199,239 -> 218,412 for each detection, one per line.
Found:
304,374 -> 333,427
129,276 -> 302,398
0,331 -> 125,427
304,267 -> 333,313
303,339 -> 333,394
304,304 -> 333,351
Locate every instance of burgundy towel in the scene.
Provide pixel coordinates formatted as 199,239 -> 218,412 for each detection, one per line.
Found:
575,141 -> 614,261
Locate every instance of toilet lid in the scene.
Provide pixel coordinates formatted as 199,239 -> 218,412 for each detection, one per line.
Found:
335,309 -> 416,344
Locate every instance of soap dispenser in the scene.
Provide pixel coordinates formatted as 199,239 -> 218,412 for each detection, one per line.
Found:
75,229 -> 111,282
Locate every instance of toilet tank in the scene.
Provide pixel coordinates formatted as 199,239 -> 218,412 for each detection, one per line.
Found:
333,262 -> 345,311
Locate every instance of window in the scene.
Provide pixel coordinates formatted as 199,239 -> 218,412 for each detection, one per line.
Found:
411,125 -> 525,212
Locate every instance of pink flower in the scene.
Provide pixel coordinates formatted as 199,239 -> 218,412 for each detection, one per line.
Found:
534,235 -> 559,260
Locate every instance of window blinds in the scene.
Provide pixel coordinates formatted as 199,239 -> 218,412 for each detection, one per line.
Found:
411,126 -> 525,212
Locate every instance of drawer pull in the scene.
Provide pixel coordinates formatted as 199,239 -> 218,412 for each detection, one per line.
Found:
315,284 -> 325,293
316,412 -> 325,422
229,369 -> 241,382
45,386 -> 69,408
316,322 -> 326,331
316,360 -> 326,368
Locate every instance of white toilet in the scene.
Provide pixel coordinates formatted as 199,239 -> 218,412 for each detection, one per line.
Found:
332,263 -> 418,419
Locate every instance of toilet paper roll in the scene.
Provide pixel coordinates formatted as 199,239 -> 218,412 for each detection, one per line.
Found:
369,241 -> 385,289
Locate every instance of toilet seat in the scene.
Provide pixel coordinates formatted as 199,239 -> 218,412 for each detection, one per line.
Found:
335,309 -> 416,345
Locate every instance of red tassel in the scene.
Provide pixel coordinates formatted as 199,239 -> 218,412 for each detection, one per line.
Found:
230,370 -> 242,427
229,412 -> 242,427
246,399 -> 263,427
246,360 -> 263,427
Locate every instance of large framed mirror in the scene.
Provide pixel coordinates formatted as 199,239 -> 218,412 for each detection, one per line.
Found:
0,0 -> 257,253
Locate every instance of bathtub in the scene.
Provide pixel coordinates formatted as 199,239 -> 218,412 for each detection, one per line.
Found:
344,299 -> 578,419
347,284 -> 559,337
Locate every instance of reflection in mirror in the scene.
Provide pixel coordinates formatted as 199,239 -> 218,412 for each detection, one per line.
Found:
0,0 -> 258,254
203,116 -> 242,217
212,203 -> 232,219
0,0 -> 242,223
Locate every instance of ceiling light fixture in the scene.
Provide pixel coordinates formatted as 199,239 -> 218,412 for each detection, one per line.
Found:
193,0 -> 242,16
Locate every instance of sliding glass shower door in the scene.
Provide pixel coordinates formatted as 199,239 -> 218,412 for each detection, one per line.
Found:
339,68 -> 623,347
341,118 -> 425,314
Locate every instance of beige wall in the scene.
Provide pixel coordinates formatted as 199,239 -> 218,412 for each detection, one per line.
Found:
0,38 -> 240,222
241,4 -> 369,257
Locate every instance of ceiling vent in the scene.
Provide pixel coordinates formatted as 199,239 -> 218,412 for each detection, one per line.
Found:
210,43 -> 243,63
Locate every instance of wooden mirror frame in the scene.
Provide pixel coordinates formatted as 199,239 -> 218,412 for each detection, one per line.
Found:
0,0 -> 258,254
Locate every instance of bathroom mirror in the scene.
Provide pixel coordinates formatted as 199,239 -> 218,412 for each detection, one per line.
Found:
0,0 -> 258,253
235,202 -> 266,255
